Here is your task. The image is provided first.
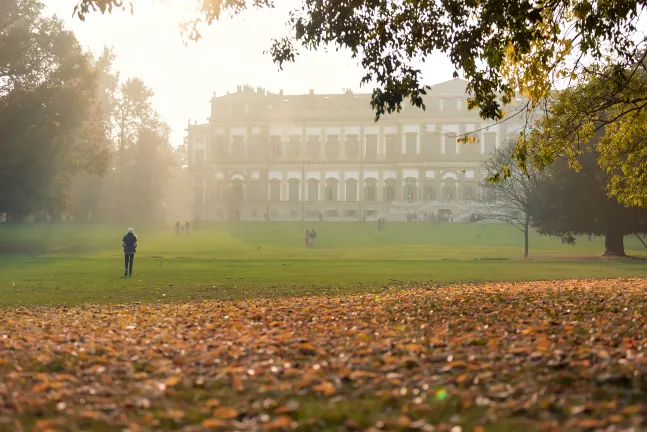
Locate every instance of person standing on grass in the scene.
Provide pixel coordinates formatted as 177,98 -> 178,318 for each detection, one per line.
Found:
122,228 -> 138,277
304,230 -> 310,248
185,221 -> 191,237
175,221 -> 180,236
310,229 -> 317,247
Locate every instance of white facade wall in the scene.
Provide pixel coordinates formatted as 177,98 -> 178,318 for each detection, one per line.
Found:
188,83 -> 528,221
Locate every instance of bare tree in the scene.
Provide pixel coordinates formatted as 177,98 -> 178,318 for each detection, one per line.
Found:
478,140 -> 541,258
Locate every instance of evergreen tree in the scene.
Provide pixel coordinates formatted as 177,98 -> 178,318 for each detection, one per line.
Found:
530,151 -> 647,256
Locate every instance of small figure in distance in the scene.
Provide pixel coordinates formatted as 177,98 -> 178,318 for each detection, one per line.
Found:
122,228 -> 138,277
304,230 -> 310,248
181,223 -> 185,235
185,221 -> 191,237
309,228 -> 317,247
175,221 -> 180,236
378,217 -> 385,231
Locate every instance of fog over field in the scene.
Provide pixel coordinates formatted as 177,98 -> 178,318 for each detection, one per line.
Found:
3,1 -> 647,431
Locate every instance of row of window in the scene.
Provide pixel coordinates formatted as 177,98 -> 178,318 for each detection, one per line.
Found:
193,132 -> 496,163
251,209 -> 374,220
195,184 -> 476,204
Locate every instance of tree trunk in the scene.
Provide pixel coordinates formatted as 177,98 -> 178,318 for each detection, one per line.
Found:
523,214 -> 530,258
603,233 -> 626,257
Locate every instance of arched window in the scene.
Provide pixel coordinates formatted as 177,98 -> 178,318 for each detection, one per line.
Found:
269,179 -> 281,202
384,179 -> 396,201
230,180 -> 244,201
403,177 -> 417,202
443,181 -> 457,202
288,179 -> 300,202
364,178 -> 377,202
345,179 -> 358,201
307,179 -> 319,201
325,179 -> 339,201
423,184 -> 436,201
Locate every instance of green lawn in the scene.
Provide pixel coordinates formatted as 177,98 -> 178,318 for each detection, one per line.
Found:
1,222 -> 646,306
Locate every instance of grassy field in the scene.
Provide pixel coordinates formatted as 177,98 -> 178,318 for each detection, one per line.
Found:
2,224 -> 647,431
2,279 -> 646,431
1,222 -> 646,306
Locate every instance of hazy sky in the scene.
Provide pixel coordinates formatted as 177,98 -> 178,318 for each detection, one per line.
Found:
43,0 -> 456,146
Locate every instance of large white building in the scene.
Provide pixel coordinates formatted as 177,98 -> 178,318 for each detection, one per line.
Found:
187,79 -> 525,222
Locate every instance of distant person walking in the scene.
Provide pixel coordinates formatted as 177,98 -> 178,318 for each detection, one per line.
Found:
310,229 -> 317,247
181,223 -> 185,235
304,230 -> 310,248
185,221 -> 191,237
175,221 -> 180,236
122,228 -> 138,277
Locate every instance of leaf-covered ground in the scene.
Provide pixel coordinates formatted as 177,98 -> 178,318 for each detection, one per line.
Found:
1,279 -> 646,432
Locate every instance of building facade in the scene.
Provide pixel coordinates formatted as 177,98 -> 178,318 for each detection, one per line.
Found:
187,79 -> 525,222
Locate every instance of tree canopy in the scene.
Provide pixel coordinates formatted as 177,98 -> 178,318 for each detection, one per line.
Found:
526,62 -> 647,208
0,0 -> 110,219
74,0 -> 646,122
1,0 -> 177,222
73,0 -> 647,208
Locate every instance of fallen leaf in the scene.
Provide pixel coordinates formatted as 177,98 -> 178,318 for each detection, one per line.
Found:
213,407 -> 239,420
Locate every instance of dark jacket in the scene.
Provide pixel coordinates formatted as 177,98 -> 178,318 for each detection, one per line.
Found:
123,233 -> 137,254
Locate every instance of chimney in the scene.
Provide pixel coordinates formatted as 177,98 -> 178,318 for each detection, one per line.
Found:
237,85 -> 242,93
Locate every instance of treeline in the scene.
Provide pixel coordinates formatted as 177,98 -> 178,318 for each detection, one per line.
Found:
0,0 -> 189,223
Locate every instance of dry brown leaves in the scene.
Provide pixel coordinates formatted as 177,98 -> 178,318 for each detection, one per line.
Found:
1,278 -> 647,431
